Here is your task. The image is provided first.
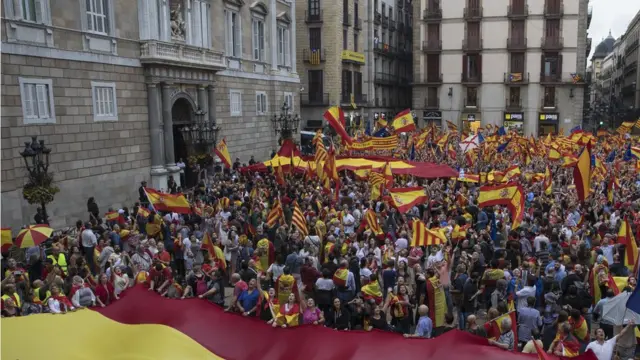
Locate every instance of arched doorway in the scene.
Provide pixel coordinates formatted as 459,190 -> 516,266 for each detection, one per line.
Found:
172,98 -> 194,188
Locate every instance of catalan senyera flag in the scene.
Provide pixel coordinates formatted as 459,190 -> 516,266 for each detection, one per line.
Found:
202,232 -> 226,270
477,183 -> 525,229
390,109 -> 416,133
617,218 -> 638,272
573,147 -> 591,203
544,165 -> 553,195
411,220 -> 447,247
446,120 -> 458,132
369,171 -> 385,201
144,188 -> 191,214
1,228 -> 12,252
388,187 -> 428,213
266,199 -> 284,228
365,209 -> 383,236
292,202 -> 308,237
323,106 -> 353,145
214,138 -> 232,168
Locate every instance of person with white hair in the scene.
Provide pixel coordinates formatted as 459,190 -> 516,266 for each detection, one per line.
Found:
489,316 -> 514,351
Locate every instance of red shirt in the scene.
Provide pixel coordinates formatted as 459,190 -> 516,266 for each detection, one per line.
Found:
155,251 -> 171,264
148,267 -> 173,286
233,280 -> 248,298
95,282 -> 116,305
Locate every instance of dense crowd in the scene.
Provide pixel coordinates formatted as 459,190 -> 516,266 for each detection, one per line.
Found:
2,128 -> 640,360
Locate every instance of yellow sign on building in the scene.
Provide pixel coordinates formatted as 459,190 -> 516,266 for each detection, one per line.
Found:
341,50 -> 365,64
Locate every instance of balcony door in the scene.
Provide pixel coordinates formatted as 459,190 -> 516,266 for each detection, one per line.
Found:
309,70 -> 323,103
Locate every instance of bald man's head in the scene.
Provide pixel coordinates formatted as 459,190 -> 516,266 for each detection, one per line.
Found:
467,314 -> 477,325
418,304 -> 429,316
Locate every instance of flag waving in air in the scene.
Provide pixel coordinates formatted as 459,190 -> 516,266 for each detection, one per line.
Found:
323,106 -> 353,145
390,109 -> 416,133
573,146 -> 591,203
477,183 -> 525,229
292,202 -> 308,237
411,220 -> 447,246
214,138 -> 232,168
617,218 -> 638,272
388,187 -> 428,213
144,188 -> 191,214
202,232 -> 226,270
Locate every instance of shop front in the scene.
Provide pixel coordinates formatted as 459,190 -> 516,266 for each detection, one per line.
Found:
461,113 -> 481,134
423,110 -> 442,129
538,112 -> 559,136
503,112 -> 524,135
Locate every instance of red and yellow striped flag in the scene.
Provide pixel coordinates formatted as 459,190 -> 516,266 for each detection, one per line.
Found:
202,232 -> 226,270
292,202 -> 308,237
144,188 -> 191,214
365,209 -> 383,236
411,220 -> 446,246
266,199 -> 284,228
477,183 -> 525,229
388,187 -> 428,214
617,218 -> 638,272
214,138 -> 232,168
573,147 -> 591,203
382,162 -> 393,188
323,106 -> 353,145
369,171 -> 385,201
544,165 -> 552,195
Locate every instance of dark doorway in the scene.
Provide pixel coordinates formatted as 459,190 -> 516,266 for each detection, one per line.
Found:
172,98 -> 195,189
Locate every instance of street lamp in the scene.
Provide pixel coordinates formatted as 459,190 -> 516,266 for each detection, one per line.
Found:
271,101 -> 300,141
20,136 -> 56,224
178,108 -> 220,151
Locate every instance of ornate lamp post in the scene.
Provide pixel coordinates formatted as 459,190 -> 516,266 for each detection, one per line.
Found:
271,101 -> 301,141
20,136 -> 57,224
179,108 -> 220,151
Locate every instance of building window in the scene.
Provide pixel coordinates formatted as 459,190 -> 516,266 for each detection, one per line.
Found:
508,87 -> 520,106
284,92 -> 294,109
277,25 -> 291,66
354,33 -> 358,52
542,53 -> 559,76
91,81 -> 118,121
309,28 -> 321,49
225,10 -> 242,57
510,53 -> 525,73
309,70 -> 324,103
86,0 -> 109,34
252,19 -> 265,61
191,0 -> 211,48
465,87 -> 477,107
464,54 -> 481,79
5,0 -> 52,23
256,91 -> 267,115
543,87 -> 556,108
19,77 -> 55,124
308,0 -> 320,17
343,29 -> 348,50
230,90 -> 242,116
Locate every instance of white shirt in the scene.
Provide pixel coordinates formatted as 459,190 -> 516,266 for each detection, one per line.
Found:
395,237 -> 408,253
585,337 -> 617,360
343,214 -> 355,234
48,297 -> 74,314
533,235 -> 549,252
515,285 -> 536,310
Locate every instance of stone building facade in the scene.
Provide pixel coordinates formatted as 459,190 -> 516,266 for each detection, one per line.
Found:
1,0 -> 299,231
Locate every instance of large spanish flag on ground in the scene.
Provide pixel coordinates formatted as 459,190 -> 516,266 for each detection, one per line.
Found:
573,147 -> 591,203
144,187 -> 191,214
617,218 -> 638,272
323,106 -> 353,145
477,183 -> 525,229
391,109 -> 416,133
2,285 -> 598,360
388,187 -> 428,213
214,138 -> 232,168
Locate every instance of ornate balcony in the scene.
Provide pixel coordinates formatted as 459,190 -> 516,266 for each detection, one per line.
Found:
422,40 -> 442,53
507,4 -> 528,19
543,2 -> 563,18
541,37 -> 563,51
140,41 -> 226,70
301,92 -> 329,106
507,37 -> 527,51
423,7 -> 442,22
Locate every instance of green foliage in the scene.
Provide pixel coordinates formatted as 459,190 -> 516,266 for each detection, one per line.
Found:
22,172 -> 59,205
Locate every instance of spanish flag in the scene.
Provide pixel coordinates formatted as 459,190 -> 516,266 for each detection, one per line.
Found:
333,267 -> 349,288
617,218 -> 638,272
388,187 -> 428,213
202,232 -> 226,270
382,162 -> 393,188
1,228 -> 12,252
477,183 -> 525,229
361,280 -> 383,304
390,109 -> 416,133
144,188 -> 191,214
544,165 -> 553,195
484,311 -> 518,348
214,138 -> 232,168
411,220 -> 446,246
607,178 -> 620,203
573,147 -> 591,203
446,120 -> 458,132
365,209 -> 383,236
292,202 -> 308,237
323,106 -> 353,145
548,147 -> 561,160
570,315 -> 589,343
137,207 -> 151,219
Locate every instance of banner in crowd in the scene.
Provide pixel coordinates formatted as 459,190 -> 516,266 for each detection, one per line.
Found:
0,285 -> 598,360
345,135 -> 399,152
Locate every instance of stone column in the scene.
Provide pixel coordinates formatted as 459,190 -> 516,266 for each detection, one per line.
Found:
197,85 -> 208,113
148,83 -> 168,190
270,0 -> 278,71
208,84 -> 216,124
161,82 -> 178,172
289,0 -> 296,74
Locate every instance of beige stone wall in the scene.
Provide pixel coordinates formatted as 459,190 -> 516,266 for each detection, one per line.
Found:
0,53 -> 149,230
215,76 -> 300,161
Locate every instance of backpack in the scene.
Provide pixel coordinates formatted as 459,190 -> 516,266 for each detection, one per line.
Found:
196,278 -> 209,296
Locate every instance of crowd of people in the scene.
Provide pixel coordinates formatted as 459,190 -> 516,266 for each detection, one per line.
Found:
1,126 -> 640,360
